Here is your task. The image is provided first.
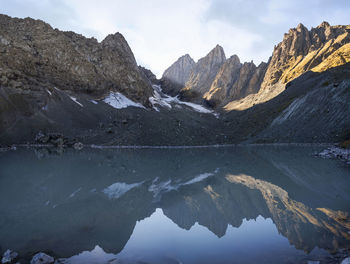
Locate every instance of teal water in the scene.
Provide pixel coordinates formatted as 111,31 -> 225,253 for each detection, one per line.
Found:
0,146 -> 349,263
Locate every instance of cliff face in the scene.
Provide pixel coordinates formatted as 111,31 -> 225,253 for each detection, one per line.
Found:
0,14 -> 153,105
160,54 -> 195,95
182,45 -> 226,101
203,55 -> 267,106
138,66 -> 160,85
261,22 -> 350,91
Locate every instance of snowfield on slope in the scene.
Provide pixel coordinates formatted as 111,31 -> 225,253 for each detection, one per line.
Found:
104,92 -> 146,109
150,85 -> 219,117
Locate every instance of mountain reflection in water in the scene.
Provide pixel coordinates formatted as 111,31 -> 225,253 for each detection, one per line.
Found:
0,146 -> 349,264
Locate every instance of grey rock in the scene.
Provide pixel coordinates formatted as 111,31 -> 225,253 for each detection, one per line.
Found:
2,249 -> 18,264
182,45 -> 226,101
73,142 -> 84,150
161,54 -> 195,96
204,56 -> 267,106
139,66 -> 160,85
30,253 -> 54,264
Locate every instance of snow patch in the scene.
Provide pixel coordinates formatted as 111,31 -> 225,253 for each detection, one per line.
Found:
90,100 -> 98,105
148,168 -> 219,199
68,187 -> 82,198
177,100 -> 214,114
183,172 -> 216,185
70,96 -> 83,107
103,181 -> 143,199
104,92 -> 145,109
148,179 -> 178,199
149,86 -> 172,109
150,85 -> 218,117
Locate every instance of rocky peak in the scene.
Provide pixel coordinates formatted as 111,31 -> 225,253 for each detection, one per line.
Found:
261,21 -> 350,90
317,21 -> 331,29
296,23 -> 307,32
182,45 -> 226,100
160,54 -> 195,95
101,33 -> 134,56
139,66 -> 160,85
228,54 -> 241,66
203,44 -> 227,66
0,14 -> 153,105
162,54 -> 195,82
204,56 -> 267,106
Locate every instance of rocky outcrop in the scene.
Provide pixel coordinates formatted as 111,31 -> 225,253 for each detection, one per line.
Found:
30,253 -> 54,264
261,22 -> 350,91
138,66 -> 160,85
160,54 -> 195,95
182,45 -> 226,101
0,14 -> 153,105
1,249 -> 18,263
203,55 -> 267,106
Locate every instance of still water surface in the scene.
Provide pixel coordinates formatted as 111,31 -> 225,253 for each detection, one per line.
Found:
0,146 -> 349,263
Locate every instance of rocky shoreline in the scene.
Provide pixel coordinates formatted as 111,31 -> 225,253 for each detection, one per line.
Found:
317,146 -> 350,164
2,248 -> 350,264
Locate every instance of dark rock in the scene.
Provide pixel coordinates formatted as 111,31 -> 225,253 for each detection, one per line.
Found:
139,66 -> 160,85
30,253 -> 54,264
106,128 -> 114,134
2,249 -> 18,264
73,142 -> 84,150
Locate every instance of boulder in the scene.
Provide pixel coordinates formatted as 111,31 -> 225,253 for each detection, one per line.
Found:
1,249 -> 18,264
30,253 -> 54,264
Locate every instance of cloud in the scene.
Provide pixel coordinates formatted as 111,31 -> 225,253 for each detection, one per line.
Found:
1,0 -> 350,77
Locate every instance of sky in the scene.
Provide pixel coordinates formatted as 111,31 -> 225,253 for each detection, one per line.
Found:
1,0 -> 350,77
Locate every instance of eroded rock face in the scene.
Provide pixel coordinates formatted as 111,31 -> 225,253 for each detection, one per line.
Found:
261,22 -> 350,90
0,14 -> 153,105
139,66 -> 160,85
160,54 -> 195,96
182,45 -> 226,101
204,55 -> 267,106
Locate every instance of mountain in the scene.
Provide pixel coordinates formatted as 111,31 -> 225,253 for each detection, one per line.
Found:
0,14 -> 349,146
261,22 -> 350,91
164,22 -> 350,109
160,54 -> 195,95
0,14 -> 153,105
181,45 -> 226,102
204,56 -> 268,106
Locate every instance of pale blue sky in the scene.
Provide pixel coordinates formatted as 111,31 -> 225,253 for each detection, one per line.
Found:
2,0 -> 350,77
